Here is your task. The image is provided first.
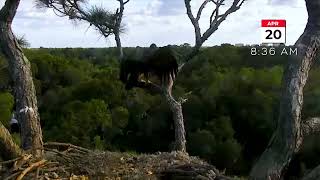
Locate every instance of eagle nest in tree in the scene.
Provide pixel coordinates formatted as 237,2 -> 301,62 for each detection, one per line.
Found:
0,142 -> 233,179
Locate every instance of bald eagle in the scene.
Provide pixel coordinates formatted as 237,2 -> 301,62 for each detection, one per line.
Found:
120,46 -> 179,90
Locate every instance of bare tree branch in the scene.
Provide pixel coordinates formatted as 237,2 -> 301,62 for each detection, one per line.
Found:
184,0 -> 201,47
209,0 -> 225,25
123,0 -> 130,5
180,0 -> 245,72
114,0 -> 129,60
183,0 -> 245,63
203,0 -> 245,43
196,0 -> 210,21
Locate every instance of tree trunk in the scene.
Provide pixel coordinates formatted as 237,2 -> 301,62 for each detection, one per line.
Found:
114,0 -> 126,61
249,1 -> 320,179
0,122 -> 22,160
0,0 -> 43,158
115,31 -> 123,61
163,77 -> 186,152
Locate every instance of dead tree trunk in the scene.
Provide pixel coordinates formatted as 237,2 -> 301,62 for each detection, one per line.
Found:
163,76 -> 187,152
138,0 -> 246,153
132,78 -> 187,152
249,1 -> 320,179
0,122 -> 22,160
115,31 -> 123,60
176,0 -> 245,153
114,0 -> 128,61
0,0 -> 43,158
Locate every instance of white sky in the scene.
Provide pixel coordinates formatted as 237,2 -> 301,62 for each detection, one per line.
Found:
0,0 -> 308,48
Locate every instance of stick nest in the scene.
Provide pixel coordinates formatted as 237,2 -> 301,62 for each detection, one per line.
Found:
0,142 -> 231,180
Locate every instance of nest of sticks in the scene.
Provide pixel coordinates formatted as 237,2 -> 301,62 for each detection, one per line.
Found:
1,142 -> 91,180
0,142 -> 231,180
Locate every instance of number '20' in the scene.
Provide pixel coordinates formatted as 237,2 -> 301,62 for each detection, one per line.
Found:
265,30 -> 282,39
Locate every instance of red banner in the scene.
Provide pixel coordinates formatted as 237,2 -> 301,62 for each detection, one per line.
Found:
261,20 -> 286,27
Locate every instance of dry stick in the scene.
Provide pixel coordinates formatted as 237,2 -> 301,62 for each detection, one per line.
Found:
0,157 -> 21,165
62,147 -> 72,154
43,162 -> 62,172
44,142 -> 91,153
44,161 -> 60,166
35,167 -> 40,179
13,154 -> 32,172
16,159 -> 47,180
42,166 -> 59,172
44,148 -> 72,160
67,152 -> 83,158
68,147 -> 88,154
4,171 -> 20,180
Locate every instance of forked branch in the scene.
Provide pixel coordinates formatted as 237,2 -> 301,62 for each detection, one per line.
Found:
183,0 -> 245,63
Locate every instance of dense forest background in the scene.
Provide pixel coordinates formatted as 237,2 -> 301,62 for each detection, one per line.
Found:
1,44 -> 320,178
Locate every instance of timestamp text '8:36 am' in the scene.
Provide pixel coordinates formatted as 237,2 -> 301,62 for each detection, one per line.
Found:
251,47 -> 298,56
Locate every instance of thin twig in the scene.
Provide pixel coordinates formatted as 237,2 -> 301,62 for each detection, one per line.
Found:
44,148 -> 72,160
0,157 -> 21,165
4,171 -> 20,180
196,0 -> 210,21
13,154 -> 32,172
35,167 -> 40,179
44,142 -> 91,153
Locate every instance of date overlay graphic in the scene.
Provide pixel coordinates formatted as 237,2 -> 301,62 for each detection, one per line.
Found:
261,19 -> 286,44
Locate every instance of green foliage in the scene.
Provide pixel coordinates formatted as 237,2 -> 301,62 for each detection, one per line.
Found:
188,117 -> 241,170
16,35 -> 30,48
46,99 -> 112,147
87,6 -> 123,33
112,106 -> 129,128
0,92 -> 14,127
11,133 -> 21,147
94,135 -> 104,150
1,45 -> 319,178
0,57 -> 10,90
189,129 -> 216,159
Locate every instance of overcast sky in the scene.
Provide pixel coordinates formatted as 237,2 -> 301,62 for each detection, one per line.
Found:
0,0 -> 308,48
